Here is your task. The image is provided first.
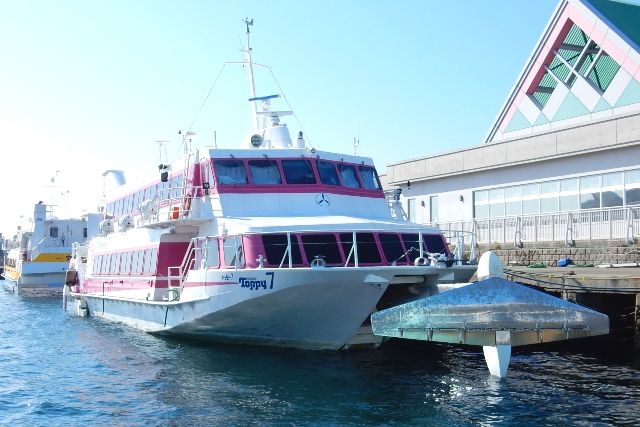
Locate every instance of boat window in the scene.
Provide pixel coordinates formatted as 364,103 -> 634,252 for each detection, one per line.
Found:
301,234 -> 342,264
94,255 -> 102,274
137,250 -> 145,274
339,164 -> 361,188
359,166 -> 382,190
222,236 -> 244,268
205,238 -> 220,268
125,195 -> 133,215
317,160 -> 340,186
143,249 -> 154,274
261,234 -> 303,266
83,228 -> 88,238
110,253 -> 120,275
423,234 -> 447,254
378,233 -> 406,264
248,160 -> 282,185
214,160 -> 248,185
122,251 -> 132,274
339,233 -> 381,265
133,191 -> 140,211
400,234 -> 427,262
50,227 -> 59,238
282,159 -> 316,184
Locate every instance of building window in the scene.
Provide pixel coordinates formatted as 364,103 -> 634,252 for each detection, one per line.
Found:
430,196 -> 438,222
407,198 -> 415,222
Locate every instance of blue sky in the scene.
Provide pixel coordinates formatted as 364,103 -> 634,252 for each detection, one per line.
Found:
0,0 -> 558,236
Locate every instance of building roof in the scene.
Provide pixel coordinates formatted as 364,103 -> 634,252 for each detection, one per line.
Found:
484,0 -> 640,144
588,0 -> 640,49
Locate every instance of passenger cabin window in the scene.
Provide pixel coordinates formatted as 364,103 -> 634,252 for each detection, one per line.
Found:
248,160 -> 282,185
301,234 -> 342,264
401,234 -> 428,262
261,234 -> 303,266
317,160 -> 341,186
339,164 -> 361,188
359,166 -> 381,190
423,234 -> 446,254
50,227 -> 59,238
378,233 -> 406,264
282,159 -> 316,184
339,233 -> 381,265
214,160 -> 248,185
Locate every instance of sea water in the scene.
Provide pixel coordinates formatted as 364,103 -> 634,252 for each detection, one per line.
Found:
1,288 -> 639,426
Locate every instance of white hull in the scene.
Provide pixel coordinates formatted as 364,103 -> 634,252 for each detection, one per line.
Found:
68,265 -> 475,349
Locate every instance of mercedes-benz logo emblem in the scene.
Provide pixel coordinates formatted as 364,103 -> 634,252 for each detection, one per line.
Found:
315,193 -> 330,206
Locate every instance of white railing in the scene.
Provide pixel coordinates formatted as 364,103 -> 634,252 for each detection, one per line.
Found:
434,206 -> 640,247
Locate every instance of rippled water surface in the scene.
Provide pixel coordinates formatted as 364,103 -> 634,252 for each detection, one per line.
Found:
1,287 -> 639,426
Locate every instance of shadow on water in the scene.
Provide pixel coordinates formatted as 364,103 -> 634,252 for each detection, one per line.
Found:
1,291 -> 640,426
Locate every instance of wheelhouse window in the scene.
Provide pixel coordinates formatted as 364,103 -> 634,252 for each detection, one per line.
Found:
248,160 -> 282,185
400,234 -> 427,262
359,166 -> 381,190
282,159 -> 316,184
317,160 -> 340,186
214,160 -> 248,185
50,227 -> 59,238
338,164 -> 361,188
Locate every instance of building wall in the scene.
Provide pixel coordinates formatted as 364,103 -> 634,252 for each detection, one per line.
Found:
389,112 -> 640,224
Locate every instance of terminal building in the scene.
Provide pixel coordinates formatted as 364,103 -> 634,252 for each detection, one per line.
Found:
385,0 -> 640,247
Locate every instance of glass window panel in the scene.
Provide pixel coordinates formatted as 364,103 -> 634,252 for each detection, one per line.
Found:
560,195 -> 579,211
339,233 -> 381,265
489,203 -> 505,217
430,196 -> 438,222
522,183 -> 539,197
601,190 -> 623,207
248,160 -> 282,185
378,233 -> 405,265
214,160 -> 248,185
560,178 -> 578,192
580,193 -> 600,209
505,201 -> 521,216
338,164 -> 361,188
301,234 -> 342,265
625,170 -> 640,186
474,190 -> 488,203
359,166 -> 381,190
580,175 -> 600,191
504,186 -> 521,199
317,161 -> 340,186
602,172 -> 622,187
540,181 -> 558,194
474,204 -> 489,219
626,188 -> 640,205
488,188 -> 504,201
282,159 -> 316,185
540,197 -> 558,213
261,234 -> 302,266
522,199 -> 539,214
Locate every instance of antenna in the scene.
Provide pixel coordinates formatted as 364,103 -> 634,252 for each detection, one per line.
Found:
241,17 -> 258,129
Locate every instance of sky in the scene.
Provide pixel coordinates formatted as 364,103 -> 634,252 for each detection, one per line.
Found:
0,0 -> 559,237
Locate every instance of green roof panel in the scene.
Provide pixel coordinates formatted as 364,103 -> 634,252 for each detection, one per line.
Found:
586,0 -> 640,50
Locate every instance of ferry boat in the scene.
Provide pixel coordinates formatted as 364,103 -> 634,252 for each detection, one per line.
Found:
3,202 -> 91,296
64,22 -> 608,376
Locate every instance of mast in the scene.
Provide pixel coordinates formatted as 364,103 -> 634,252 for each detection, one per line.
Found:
242,18 -> 258,130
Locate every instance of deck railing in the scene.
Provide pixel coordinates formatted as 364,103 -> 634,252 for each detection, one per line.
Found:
433,206 -> 640,247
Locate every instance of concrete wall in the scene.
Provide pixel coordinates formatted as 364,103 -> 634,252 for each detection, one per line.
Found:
387,111 -> 640,186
